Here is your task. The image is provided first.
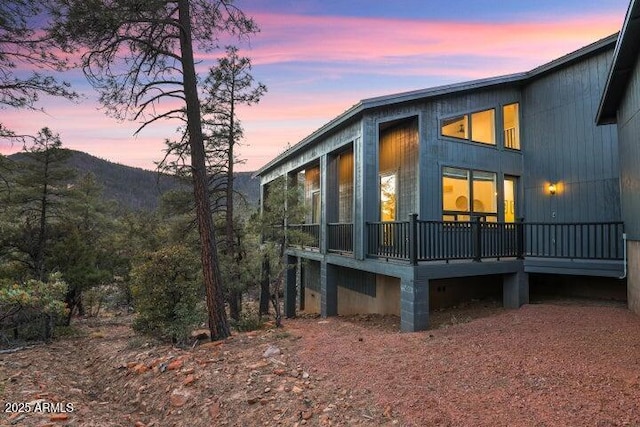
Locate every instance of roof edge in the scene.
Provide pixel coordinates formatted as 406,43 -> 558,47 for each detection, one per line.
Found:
597,0 -> 640,125
255,33 -> 618,178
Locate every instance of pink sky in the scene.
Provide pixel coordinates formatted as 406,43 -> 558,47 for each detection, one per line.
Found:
0,5 -> 627,172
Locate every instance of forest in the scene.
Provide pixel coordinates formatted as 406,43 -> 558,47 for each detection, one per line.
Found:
0,0 -> 297,348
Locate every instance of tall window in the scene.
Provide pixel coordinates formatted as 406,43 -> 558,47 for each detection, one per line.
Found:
442,167 -> 497,221
504,177 -> 517,223
503,103 -> 520,150
441,108 -> 496,145
380,172 -> 397,221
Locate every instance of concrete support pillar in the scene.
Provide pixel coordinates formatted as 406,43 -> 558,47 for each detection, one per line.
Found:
284,255 -> 297,318
503,270 -> 529,309
400,276 -> 430,332
627,240 -> 640,314
320,262 -> 338,317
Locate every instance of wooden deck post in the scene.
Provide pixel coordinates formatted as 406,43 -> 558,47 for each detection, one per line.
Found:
409,213 -> 418,265
473,216 -> 482,262
516,217 -> 525,259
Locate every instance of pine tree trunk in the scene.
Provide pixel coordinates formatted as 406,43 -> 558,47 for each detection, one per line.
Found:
259,256 -> 270,315
178,0 -> 229,340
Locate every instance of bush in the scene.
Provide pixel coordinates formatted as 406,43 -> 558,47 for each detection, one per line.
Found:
231,308 -> 263,332
130,245 -> 204,344
0,273 -> 68,344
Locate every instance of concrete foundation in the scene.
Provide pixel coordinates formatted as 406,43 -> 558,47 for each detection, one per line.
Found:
627,240 -> 640,314
400,277 -> 429,332
503,270 -> 529,308
337,275 -> 400,315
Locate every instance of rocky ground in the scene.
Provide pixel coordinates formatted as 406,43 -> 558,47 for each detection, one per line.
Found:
1,298 -> 639,426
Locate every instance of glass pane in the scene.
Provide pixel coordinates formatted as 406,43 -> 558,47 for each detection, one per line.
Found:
311,191 -> 321,223
443,167 -> 470,212
504,177 -> 516,223
472,171 -> 497,214
503,103 -> 520,150
380,173 -> 397,221
441,115 -> 468,140
471,109 -> 495,145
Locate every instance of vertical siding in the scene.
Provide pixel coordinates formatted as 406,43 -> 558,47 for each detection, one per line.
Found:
618,54 -> 640,239
521,48 -> 621,223
419,87 -> 524,221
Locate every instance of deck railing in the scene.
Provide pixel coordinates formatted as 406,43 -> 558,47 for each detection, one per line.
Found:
366,216 -> 622,264
288,223 -> 320,249
286,217 -> 624,264
524,222 -> 624,260
327,222 -> 354,253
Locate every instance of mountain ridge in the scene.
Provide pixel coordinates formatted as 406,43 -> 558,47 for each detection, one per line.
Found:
7,149 -> 260,212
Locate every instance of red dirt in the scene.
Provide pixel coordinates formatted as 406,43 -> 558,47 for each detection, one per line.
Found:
2,300 -> 639,426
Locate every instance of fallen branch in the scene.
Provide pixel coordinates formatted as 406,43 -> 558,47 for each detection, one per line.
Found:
0,344 -> 39,354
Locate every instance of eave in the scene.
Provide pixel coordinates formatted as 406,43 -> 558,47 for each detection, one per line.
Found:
597,0 -> 640,125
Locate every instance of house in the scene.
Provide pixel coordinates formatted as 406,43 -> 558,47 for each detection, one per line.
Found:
256,22 -> 628,331
597,0 -> 640,314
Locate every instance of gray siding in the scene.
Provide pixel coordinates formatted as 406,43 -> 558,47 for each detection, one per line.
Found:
522,49 -> 621,223
617,54 -> 640,239
419,87 -> 524,221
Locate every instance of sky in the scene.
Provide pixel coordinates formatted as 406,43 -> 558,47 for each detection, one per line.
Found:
0,0 -> 631,172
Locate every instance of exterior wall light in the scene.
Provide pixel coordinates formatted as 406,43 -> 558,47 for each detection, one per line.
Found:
548,183 -> 557,195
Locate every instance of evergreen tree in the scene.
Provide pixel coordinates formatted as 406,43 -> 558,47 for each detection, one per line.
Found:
49,0 -> 258,340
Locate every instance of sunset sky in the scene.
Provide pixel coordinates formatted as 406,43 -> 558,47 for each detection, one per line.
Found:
0,0 -> 631,172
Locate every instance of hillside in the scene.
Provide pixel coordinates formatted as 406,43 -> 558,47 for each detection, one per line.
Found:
7,150 -> 260,212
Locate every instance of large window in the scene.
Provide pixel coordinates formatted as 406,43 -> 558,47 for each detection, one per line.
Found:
503,103 -> 520,150
380,172 -> 397,221
441,108 -> 496,145
442,167 -> 497,221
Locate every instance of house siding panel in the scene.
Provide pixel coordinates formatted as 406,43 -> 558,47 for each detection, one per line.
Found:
617,55 -> 640,239
521,48 -> 620,223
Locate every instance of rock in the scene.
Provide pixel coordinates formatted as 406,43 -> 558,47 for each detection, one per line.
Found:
301,410 -> 313,420
183,374 -> 196,386
273,368 -> 286,375
134,422 -> 146,427
247,397 -> 259,405
132,363 -> 149,374
292,385 -> 304,394
208,401 -> 220,418
248,360 -> 270,370
170,389 -> 192,407
49,413 -> 69,422
167,359 -> 183,371
302,372 -> 310,379
263,345 -> 281,358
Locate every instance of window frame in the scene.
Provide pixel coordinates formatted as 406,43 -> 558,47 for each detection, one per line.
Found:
440,108 -> 497,146
502,102 -> 521,151
442,166 -> 498,222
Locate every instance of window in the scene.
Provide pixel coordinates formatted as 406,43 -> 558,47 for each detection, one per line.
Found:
441,108 -> 495,145
380,172 -> 397,221
311,190 -> 321,224
504,177 -> 517,223
442,167 -> 497,221
503,103 -> 520,150
441,115 -> 468,140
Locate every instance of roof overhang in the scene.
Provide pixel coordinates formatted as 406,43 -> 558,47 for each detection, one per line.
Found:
597,0 -> 640,125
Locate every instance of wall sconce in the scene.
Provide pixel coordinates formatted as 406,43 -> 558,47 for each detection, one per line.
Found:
548,183 -> 557,195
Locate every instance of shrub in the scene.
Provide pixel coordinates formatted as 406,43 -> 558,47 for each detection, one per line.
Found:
130,245 -> 204,344
231,307 -> 263,332
0,273 -> 68,343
